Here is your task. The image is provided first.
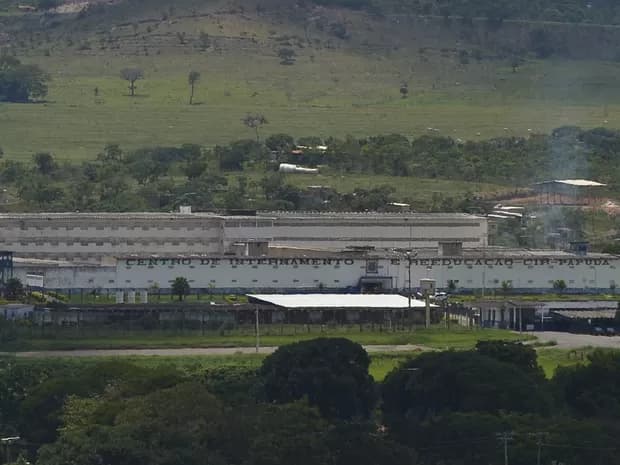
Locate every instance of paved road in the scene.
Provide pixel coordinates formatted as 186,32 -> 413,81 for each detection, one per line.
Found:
0,344 -> 430,358
528,331 -> 620,349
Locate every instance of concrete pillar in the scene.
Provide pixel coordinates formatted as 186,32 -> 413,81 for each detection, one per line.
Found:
140,290 -> 148,304
115,291 -> 124,304
127,290 -> 136,304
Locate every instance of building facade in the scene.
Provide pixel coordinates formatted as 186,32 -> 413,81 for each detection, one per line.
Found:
12,248 -> 620,294
0,211 -> 487,262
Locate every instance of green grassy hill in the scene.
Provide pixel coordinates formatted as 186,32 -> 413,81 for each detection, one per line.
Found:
1,0 -> 620,161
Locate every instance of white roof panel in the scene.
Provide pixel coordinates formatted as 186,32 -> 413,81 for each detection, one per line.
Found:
535,179 -> 606,187
558,179 -> 606,187
247,294 -> 435,309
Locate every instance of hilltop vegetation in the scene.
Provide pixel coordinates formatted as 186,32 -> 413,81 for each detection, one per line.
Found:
0,0 -> 620,160
328,0 -> 620,24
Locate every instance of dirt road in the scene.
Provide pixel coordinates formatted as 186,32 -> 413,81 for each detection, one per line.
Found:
0,344 -> 430,358
529,331 -> 620,349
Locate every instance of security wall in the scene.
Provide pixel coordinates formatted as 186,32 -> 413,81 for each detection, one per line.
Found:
14,252 -> 619,293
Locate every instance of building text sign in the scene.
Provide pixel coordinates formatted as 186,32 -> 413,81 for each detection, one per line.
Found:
124,258 -> 358,267
390,258 -> 614,267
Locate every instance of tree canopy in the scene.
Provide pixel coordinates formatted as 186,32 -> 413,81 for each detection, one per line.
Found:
258,338 -> 378,420
0,56 -> 49,103
382,350 -> 553,439
552,350 -> 620,419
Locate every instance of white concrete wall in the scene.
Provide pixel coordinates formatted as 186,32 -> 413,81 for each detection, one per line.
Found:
13,254 -> 618,292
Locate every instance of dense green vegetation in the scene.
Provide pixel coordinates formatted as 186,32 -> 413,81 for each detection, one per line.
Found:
318,0 -> 620,24
1,340 -> 619,465
1,126 -> 619,214
0,56 -> 48,102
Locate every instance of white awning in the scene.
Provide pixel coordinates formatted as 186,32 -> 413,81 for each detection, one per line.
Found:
247,294 -> 436,309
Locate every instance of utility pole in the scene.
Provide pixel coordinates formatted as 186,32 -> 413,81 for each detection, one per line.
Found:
255,306 -> 260,353
530,432 -> 547,465
496,432 -> 513,465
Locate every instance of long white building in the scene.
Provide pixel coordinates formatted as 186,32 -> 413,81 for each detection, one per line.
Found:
0,211 -> 488,262
12,247 -> 620,294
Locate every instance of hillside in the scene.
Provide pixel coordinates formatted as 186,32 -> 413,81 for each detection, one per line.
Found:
1,0 -> 620,160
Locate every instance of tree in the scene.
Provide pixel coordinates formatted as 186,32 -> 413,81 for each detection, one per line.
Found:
258,338 -> 378,421
265,133 -> 295,154
399,82 -> 408,98
0,56 -> 49,103
382,351 -> 552,440
242,113 -> 268,142
4,278 -> 24,300
475,340 -> 544,379
277,48 -> 296,65
188,70 -> 200,105
37,0 -> 60,9
120,68 -> 144,97
552,279 -> 567,293
171,276 -> 190,301
510,54 -> 523,73
500,280 -> 512,295
33,152 -> 57,175
552,350 -> 620,419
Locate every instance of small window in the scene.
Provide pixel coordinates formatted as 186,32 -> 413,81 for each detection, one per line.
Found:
125,279 -> 131,283
366,260 -> 378,274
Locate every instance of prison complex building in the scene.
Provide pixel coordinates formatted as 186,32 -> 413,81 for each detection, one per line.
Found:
0,211 -> 488,262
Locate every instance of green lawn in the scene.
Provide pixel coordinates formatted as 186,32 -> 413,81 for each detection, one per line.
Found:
2,6 -> 620,161
536,347 -> 593,377
0,347 -> 601,381
0,327 -> 531,351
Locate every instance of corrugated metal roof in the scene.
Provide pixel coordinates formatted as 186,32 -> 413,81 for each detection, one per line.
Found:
247,294 -> 435,309
552,310 -> 617,319
539,301 -> 619,310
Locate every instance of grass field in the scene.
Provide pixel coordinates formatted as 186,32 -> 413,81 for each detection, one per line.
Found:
0,327 -> 532,351
0,347 -> 600,381
2,3 -> 620,162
